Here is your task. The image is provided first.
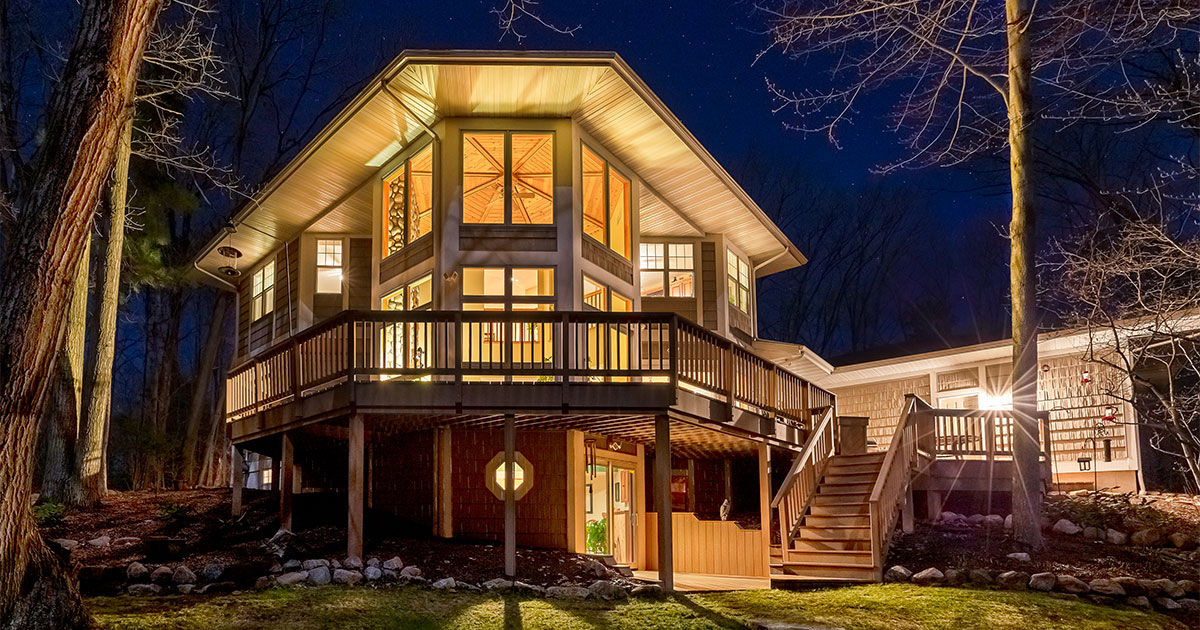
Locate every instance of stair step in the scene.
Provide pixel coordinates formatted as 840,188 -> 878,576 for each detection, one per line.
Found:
783,549 -> 873,564
826,462 -> 884,476
818,481 -> 874,494
797,525 -> 871,541
804,514 -> 869,528
823,472 -> 878,485
809,503 -> 871,517
774,562 -> 878,581
791,537 -> 873,552
812,493 -> 870,506
830,452 -> 885,464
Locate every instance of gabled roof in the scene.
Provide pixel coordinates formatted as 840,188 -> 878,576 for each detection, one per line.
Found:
193,50 -> 806,285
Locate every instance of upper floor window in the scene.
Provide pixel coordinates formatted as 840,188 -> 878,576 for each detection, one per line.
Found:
639,243 -> 694,298
381,274 -> 433,311
382,144 -> 434,257
727,250 -> 750,313
463,132 -> 554,225
582,146 -> 631,260
315,239 -> 343,294
462,267 -> 555,311
584,275 -> 632,312
252,261 -> 275,321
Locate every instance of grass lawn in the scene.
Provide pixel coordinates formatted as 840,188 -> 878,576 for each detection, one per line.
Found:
87,584 -> 1188,630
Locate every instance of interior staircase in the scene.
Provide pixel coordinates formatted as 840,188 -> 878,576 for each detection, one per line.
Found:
770,451 -> 886,582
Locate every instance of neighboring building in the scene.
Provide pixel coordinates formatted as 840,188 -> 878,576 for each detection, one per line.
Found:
759,326 -> 1165,493
192,51 -> 837,589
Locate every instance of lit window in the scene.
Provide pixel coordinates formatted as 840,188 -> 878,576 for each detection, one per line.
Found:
611,291 -> 632,313
315,239 -> 343,294
727,250 -> 750,312
464,132 -> 554,225
583,276 -> 607,311
462,267 -> 554,310
252,261 -> 275,321
463,267 -> 506,297
494,461 -> 525,490
581,145 -> 631,260
485,451 -> 534,500
380,273 -> 433,311
383,144 -> 434,257
641,243 -> 694,298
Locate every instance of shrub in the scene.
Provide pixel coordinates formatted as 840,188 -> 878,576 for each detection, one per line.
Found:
35,502 -> 67,526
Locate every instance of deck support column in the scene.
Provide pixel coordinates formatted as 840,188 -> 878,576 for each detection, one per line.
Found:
901,486 -> 914,534
654,414 -> 673,592
758,443 -> 771,576
348,414 -> 365,560
504,414 -> 516,578
926,489 -> 943,521
231,445 -> 245,517
280,432 -> 295,532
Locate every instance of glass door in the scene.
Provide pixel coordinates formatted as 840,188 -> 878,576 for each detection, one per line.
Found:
585,464 -> 609,555
610,466 -> 635,565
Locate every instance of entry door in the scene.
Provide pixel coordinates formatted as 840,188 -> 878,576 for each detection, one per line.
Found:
610,466 -> 635,565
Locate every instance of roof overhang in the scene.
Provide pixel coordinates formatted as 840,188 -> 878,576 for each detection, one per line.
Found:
193,50 -> 806,287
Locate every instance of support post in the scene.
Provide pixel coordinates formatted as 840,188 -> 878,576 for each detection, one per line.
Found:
231,444 -> 245,517
437,427 -> 453,538
280,432 -> 295,531
504,414 -> 516,578
902,486 -> 915,534
926,489 -> 943,521
348,414 -> 365,560
654,414 -> 673,592
757,443 -> 771,576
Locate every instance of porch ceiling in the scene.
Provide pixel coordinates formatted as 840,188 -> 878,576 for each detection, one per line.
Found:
194,50 -> 804,285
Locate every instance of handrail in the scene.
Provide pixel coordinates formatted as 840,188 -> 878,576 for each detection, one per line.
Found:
867,394 -> 933,576
770,407 -> 836,547
225,310 -> 837,428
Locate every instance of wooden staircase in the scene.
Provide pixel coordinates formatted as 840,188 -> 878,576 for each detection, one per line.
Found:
771,452 -> 885,581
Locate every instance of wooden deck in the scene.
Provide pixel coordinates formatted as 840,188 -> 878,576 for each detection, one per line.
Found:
632,570 -> 771,592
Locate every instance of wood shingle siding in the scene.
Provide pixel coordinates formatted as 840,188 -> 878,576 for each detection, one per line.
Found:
312,293 -> 342,324
582,237 -> 633,284
348,238 -> 372,309
452,429 -> 567,549
833,376 -> 933,450
237,277 -> 251,358
370,428 -> 436,532
1035,356 -> 1130,465
379,236 -> 434,284
701,242 -> 717,329
274,239 -> 299,339
459,225 -> 557,252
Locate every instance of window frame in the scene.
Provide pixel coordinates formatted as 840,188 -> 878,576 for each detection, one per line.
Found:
381,273 -> 434,311
580,143 -> 632,260
727,249 -> 751,313
639,242 -> 695,298
251,260 -> 275,322
314,238 -> 344,295
582,274 -> 633,313
381,141 -> 435,258
461,266 -> 556,311
461,130 -> 556,226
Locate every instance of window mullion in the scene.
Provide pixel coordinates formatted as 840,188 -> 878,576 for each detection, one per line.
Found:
603,163 -> 610,249
504,133 -> 513,225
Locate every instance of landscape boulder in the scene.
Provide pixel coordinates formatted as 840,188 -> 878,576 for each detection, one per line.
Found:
967,514 -> 986,525
1151,579 -> 1185,599
1179,580 -> 1199,596
199,582 -> 236,595
1005,552 -> 1030,562
1112,577 -> 1143,596
1028,573 -> 1056,592
301,559 -> 330,571
1130,528 -> 1164,547
176,584 -> 196,595
1082,527 -> 1103,540
588,580 -> 628,601
1126,596 -> 1152,609
511,581 -> 545,597
482,578 -> 513,591
113,536 -> 141,547
631,584 -> 666,598
1088,579 -> 1126,597
1177,599 -> 1200,616
307,566 -> 331,586
282,559 -> 301,570
52,539 -> 80,552
1105,529 -> 1128,545
87,535 -> 112,548
884,565 -> 912,583
126,562 -> 149,582
201,563 -> 224,582
364,567 -> 383,582
1052,519 -> 1082,536
432,577 -> 456,590
967,569 -> 992,585
1168,532 -> 1196,550
583,559 -> 610,577
400,565 -> 422,578
254,576 -> 273,590
127,584 -> 162,596
172,566 -> 197,585
344,556 -> 364,570
333,569 -> 363,585
943,569 -> 966,586
911,568 -> 944,586
276,571 -> 309,586
150,566 -> 174,585
1055,575 -> 1090,594
1004,514 -> 1013,530
548,586 -> 591,599
383,557 -> 404,571
996,571 -> 1029,589
984,515 -> 1005,529
1153,597 -> 1181,611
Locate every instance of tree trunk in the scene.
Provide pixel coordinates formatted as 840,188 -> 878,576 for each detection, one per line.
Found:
182,293 -> 230,486
0,1 -> 162,627
1006,0 -> 1044,550
73,116 -> 133,507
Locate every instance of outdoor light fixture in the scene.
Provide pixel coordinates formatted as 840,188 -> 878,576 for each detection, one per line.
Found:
1041,364 -> 1050,372
217,265 -> 242,278
218,245 -> 243,259
217,230 -> 242,278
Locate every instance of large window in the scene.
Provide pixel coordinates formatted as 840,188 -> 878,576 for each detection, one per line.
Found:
315,239 -> 343,294
461,267 -> 555,311
380,274 -> 434,373
727,250 -> 751,313
463,132 -> 554,225
251,261 -> 275,321
639,243 -> 694,298
583,275 -> 631,312
382,144 -> 434,257
381,274 -> 433,311
581,146 -> 631,260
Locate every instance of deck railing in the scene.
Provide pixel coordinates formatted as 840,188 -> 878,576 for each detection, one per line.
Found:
770,407 -> 836,547
867,395 -> 934,577
226,310 -> 835,428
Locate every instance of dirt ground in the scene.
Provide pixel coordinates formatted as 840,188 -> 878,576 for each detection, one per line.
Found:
887,491 -> 1200,581
40,489 -> 621,590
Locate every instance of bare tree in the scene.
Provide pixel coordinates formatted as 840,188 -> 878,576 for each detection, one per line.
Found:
0,0 -> 164,624
1048,185 -> 1200,490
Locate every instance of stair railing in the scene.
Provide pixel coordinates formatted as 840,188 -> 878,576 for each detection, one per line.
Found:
867,394 -> 934,579
771,406 -> 837,548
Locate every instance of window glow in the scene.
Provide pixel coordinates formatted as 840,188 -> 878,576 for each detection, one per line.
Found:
642,242 -> 694,298
252,262 -> 275,320
383,144 -> 434,256
727,250 -> 750,312
582,145 -> 631,260
315,239 -> 342,294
